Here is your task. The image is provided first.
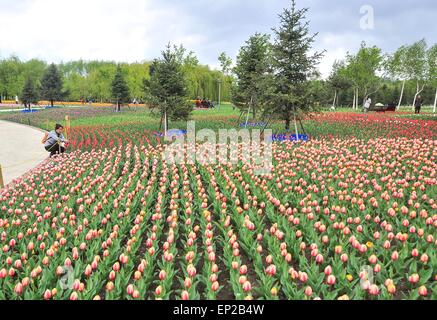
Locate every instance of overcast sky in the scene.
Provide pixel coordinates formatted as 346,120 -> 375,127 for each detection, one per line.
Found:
0,0 -> 436,78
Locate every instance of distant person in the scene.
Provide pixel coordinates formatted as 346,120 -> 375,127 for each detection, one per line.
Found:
201,98 -> 207,108
43,124 -> 69,157
415,95 -> 422,114
363,97 -> 371,113
195,97 -> 202,108
15,95 -> 19,105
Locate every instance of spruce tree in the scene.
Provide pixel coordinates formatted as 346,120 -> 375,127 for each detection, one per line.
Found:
145,44 -> 191,130
233,33 -> 272,120
40,63 -> 64,107
21,77 -> 38,110
111,65 -> 130,112
267,0 -> 324,130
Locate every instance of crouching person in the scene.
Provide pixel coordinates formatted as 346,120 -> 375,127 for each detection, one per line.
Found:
44,123 -> 69,157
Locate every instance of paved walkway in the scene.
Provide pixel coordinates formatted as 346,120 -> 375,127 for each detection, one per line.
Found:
0,120 -> 48,187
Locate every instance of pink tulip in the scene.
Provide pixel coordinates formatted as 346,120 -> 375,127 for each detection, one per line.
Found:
14,283 -> 23,295
181,290 -> 189,300
70,292 -> 78,300
266,264 -> 276,276
211,281 -> 219,291
368,284 -> 379,296
243,281 -> 252,292
418,286 -> 427,297
408,274 -> 420,284
240,265 -> 247,275
420,253 -> 428,263
159,270 -> 166,281
326,275 -> 336,285
324,265 -> 332,276
155,285 -> 162,296
127,284 -> 134,296
304,286 -> 313,297
44,289 -> 52,300
184,277 -> 192,288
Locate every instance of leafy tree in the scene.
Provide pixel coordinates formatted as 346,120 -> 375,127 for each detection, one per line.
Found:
145,44 -> 192,131
344,42 -> 383,109
327,61 -> 351,108
40,63 -> 64,107
386,45 -> 409,109
0,55 -> 24,100
218,52 -> 233,76
427,44 -> 437,112
233,33 -> 272,120
111,65 -> 130,112
21,77 -> 39,109
266,0 -> 324,130
403,40 -> 429,109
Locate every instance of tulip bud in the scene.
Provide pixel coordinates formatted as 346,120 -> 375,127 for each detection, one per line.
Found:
243,281 -> 252,294
304,286 -> 313,297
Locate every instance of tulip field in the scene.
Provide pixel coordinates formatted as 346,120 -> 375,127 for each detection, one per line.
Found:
0,109 -> 436,300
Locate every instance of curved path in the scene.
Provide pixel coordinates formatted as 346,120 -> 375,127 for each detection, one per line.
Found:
0,120 -> 48,187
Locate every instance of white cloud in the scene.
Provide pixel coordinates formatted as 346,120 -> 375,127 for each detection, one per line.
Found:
1,0 -> 436,78
0,0 -> 205,63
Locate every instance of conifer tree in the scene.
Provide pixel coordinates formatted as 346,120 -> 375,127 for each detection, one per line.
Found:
145,44 -> 191,130
267,0 -> 324,130
21,77 -> 38,110
40,63 -> 64,107
111,65 -> 130,112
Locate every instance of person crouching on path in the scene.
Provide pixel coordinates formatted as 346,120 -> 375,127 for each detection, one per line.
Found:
44,123 -> 69,157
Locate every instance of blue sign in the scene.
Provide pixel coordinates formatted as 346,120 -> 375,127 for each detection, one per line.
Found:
270,133 -> 309,142
240,122 -> 267,128
21,109 -> 39,113
153,130 -> 187,137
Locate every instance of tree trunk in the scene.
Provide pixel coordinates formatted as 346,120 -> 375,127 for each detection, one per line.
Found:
51,99 -> 54,107
412,82 -> 425,111
285,116 -> 290,131
433,87 -> 437,113
245,98 -> 252,127
332,90 -> 337,108
293,111 -> 299,141
159,112 -> 164,131
352,92 -> 356,110
355,89 -> 360,110
397,80 -> 405,110
164,109 -> 168,136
